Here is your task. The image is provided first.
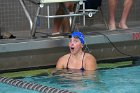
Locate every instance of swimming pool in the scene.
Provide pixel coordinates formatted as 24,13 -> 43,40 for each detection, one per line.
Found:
23,66 -> 140,93
0,83 -> 40,93
0,64 -> 140,93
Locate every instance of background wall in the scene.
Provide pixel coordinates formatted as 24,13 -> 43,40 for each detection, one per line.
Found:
0,0 -> 139,32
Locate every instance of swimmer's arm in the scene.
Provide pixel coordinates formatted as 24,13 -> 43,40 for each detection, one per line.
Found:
56,57 -> 65,69
85,54 -> 97,71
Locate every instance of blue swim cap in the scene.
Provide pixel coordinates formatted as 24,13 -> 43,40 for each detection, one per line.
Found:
70,31 -> 85,45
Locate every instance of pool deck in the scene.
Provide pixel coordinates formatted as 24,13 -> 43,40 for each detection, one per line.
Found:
0,22 -> 140,71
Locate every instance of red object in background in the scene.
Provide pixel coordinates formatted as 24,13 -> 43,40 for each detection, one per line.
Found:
133,32 -> 140,40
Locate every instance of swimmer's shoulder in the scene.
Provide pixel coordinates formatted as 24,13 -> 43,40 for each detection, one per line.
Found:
57,53 -> 70,63
84,53 -> 97,70
56,53 -> 71,69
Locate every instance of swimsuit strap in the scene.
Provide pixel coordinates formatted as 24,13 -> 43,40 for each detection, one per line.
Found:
66,52 -> 85,70
81,52 -> 86,71
66,54 -> 71,69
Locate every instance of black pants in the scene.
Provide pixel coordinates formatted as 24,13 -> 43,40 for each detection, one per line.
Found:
85,0 -> 102,9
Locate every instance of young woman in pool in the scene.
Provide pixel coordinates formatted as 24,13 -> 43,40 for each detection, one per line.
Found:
56,31 -> 97,71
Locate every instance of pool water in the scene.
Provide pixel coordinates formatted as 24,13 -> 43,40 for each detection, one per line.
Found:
0,83 -> 40,93
18,65 -> 140,93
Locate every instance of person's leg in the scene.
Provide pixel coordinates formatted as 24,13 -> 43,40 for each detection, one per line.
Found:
119,0 -> 133,29
52,6 -> 64,34
52,2 -> 74,34
62,18 -> 70,33
108,0 -> 118,30
62,2 -> 74,33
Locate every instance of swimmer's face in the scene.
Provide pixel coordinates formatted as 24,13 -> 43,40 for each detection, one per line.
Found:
68,37 -> 83,54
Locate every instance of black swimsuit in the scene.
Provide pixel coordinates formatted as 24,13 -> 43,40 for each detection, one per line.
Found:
66,52 -> 86,71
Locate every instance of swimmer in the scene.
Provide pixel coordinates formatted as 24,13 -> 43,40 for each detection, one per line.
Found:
56,31 -> 97,71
